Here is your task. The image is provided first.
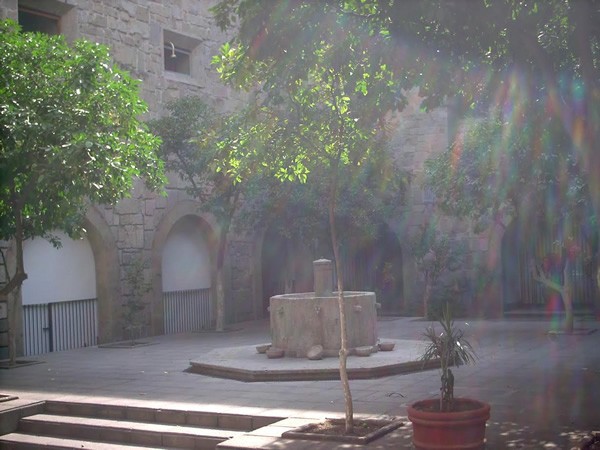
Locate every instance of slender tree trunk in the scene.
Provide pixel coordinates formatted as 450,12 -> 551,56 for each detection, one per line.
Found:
422,275 -> 432,319
532,256 -> 574,333
563,259 -> 574,334
213,191 -> 240,332
327,165 -> 353,435
215,269 -> 225,332
215,227 -> 228,332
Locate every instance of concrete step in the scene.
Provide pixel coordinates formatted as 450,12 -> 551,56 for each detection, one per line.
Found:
0,401 -> 284,450
0,432 -> 162,449
17,413 -> 245,449
44,400 -> 279,431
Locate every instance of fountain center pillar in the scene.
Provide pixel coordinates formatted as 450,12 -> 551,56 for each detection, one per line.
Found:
313,259 -> 333,297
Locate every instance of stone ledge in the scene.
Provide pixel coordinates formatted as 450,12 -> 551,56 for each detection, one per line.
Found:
187,339 -> 439,382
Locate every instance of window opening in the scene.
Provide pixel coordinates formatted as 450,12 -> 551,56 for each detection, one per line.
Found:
164,42 -> 191,75
19,7 -> 60,34
423,187 -> 437,205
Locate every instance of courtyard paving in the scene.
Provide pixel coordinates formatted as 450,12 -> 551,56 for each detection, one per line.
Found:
1,316 -> 599,449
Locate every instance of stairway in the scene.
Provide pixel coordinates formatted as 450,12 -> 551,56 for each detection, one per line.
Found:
0,400 -> 281,449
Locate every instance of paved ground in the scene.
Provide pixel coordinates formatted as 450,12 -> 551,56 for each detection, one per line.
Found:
1,316 -> 599,449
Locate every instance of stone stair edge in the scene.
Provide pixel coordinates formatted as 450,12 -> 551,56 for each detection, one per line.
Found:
43,399 -> 283,430
0,432 -> 164,450
20,413 -> 246,439
0,401 -> 46,436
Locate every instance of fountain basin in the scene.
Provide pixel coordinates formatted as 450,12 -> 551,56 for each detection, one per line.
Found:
270,291 -> 377,358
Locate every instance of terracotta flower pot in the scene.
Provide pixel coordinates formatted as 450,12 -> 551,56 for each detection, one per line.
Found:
407,397 -> 490,450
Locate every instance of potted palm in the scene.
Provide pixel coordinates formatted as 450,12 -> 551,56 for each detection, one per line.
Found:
408,303 -> 490,450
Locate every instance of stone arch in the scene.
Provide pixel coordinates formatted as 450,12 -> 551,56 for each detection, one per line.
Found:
364,223 -> 404,315
5,206 -> 117,353
260,226 -> 315,318
83,206 -> 120,344
151,200 -> 219,335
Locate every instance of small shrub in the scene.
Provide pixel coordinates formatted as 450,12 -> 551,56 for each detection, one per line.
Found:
420,303 -> 477,411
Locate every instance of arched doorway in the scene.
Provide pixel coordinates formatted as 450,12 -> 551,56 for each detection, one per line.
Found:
342,223 -> 404,315
22,230 -> 97,355
261,227 -> 315,317
161,215 -> 213,333
261,223 -> 404,317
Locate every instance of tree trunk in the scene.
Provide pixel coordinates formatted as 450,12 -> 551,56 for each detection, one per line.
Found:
215,268 -> 225,332
0,207 -> 28,365
422,276 -> 432,319
532,256 -> 574,333
327,165 -> 353,435
563,259 -> 574,334
214,226 -> 229,332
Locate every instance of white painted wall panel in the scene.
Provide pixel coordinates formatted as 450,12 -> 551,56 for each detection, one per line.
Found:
22,231 -> 96,305
162,219 -> 211,291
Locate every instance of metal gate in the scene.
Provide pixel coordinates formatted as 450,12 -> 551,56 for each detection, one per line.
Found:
163,288 -> 212,334
22,298 -> 98,356
514,230 -> 597,310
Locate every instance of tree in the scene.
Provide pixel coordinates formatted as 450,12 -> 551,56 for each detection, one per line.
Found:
424,113 -> 592,331
410,221 -> 465,319
242,147 -> 408,263
350,1 -> 599,222
212,0 -> 600,311
0,20 -> 165,364
215,0 -> 599,202
212,4 -> 404,433
148,96 -> 273,331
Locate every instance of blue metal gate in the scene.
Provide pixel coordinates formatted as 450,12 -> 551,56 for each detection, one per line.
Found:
22,298 -> 98,356
163,288 -> 212,334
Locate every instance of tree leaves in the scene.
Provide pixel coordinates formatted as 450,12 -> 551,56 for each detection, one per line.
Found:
0,19 -> 165,244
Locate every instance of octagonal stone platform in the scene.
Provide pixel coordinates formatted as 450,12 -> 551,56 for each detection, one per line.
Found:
187,339 -> 439,382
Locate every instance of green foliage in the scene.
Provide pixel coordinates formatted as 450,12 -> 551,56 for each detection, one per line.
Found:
148,96 -> 279,330
427,276 -> 470,320
410,223 -> 450,282
410,220 -> 467,318
239,148 -> 409,245
212,0 -> 598,116
410,222 -> 464,284
213,35 -> 404,185
211,5 -> 409,249
212,0 -> 599,234
424,113 -> 591,233
0,20 -> 165,363
421,303 -> 477,412
0,19 -> 165,245
148,96 -> 273,227
148,96 -> 221,200
211,3 -> 407,433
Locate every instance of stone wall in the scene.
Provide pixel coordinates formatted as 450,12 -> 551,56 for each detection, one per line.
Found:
388,92 -> 500,317
0,0 -> 262,346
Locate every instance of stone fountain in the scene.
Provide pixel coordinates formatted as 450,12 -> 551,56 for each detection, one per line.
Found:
269,259 -> 378,358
